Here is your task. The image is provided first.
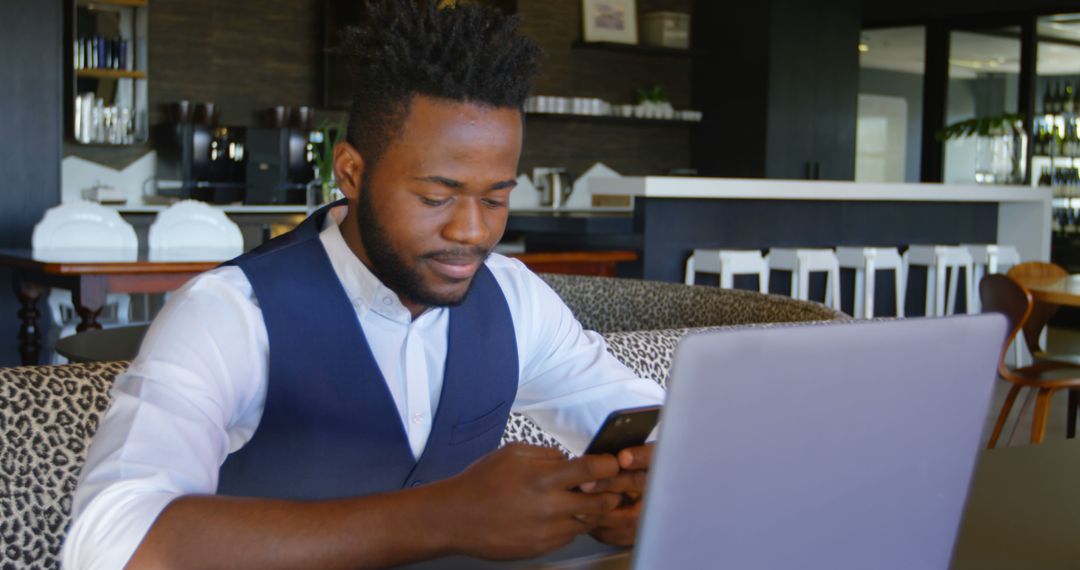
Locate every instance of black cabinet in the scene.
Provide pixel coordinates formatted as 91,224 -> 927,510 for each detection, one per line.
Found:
809,0 -> 859,181
691,0 -> 859,180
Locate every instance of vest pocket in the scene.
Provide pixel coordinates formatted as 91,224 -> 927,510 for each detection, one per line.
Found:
450,401 -> 509,445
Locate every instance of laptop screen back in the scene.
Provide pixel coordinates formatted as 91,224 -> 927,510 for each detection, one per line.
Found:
634,315 -> 1005,570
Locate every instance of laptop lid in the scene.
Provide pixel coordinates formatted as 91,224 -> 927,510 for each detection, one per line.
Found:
634,315 -> 1005,570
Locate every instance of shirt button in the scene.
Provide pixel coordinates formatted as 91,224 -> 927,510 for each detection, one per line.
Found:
412,412 -> 424,424
382,297 -> 393,306
411,480 -> 423,487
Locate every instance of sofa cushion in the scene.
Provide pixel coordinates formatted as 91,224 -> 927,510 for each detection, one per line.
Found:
1,361 -> 128,569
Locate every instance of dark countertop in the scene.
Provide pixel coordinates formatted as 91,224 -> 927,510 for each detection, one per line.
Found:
506,210 -> 634,235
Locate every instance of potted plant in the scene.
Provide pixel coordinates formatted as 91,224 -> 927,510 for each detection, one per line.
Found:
309,120 -> 346,207
634,85 -> 674,119
937,113 -> 1028,185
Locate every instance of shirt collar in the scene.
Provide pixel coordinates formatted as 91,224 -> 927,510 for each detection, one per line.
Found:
317,204 -> 419,323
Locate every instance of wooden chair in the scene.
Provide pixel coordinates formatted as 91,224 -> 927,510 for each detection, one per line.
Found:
1005,262 -> 1080,439
980,274 -> 1080,447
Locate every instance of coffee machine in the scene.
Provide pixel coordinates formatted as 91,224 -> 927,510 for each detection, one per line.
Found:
154,102 -> 247,203
243,128 -> 314,205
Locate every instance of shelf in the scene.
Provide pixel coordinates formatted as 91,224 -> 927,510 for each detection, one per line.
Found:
76,69 -> 146,80
571,41 -> 705,58
525,112 -> 699,127
67,141 -> 148,148
79,0 -> 147,7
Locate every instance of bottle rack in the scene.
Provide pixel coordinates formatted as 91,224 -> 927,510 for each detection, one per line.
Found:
1032,112 -> 1080,160
64,0 -> 149,146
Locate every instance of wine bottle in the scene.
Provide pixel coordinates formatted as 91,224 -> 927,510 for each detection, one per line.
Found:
1065,83 -> 1075,115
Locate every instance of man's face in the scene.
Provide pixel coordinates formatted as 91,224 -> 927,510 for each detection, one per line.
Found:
351,96 -> 522,313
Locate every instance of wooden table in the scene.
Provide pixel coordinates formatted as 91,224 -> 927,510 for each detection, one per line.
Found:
0,249 -> 218,365
1014,274 -> 1080,307
0,249 -> 638,365
511,251 -> 637,278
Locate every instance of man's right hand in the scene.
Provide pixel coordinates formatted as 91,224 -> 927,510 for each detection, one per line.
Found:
435,443 -> 623,560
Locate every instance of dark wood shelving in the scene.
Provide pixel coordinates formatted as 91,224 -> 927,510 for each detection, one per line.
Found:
525,112 -> 698,127
571,40 -> 705,58
76,69 -> 146,80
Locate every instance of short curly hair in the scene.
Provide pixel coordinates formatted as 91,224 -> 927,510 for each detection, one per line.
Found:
341,0 -> 542,165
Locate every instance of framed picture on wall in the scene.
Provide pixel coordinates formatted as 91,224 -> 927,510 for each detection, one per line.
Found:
582,0 -> 638,45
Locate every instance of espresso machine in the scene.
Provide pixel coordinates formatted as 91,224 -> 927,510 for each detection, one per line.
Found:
154,101 -> 247,204
243,128 -> 314,205
242,106 -> 316,205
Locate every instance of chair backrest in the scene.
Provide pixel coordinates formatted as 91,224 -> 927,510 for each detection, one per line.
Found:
148,200 -> 244,261
979,273 -> 1032,376
1006,261 -> 1067,355
31,200 -> 137,261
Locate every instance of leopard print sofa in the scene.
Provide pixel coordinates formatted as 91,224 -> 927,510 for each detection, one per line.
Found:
1,277 -> 847,569
539,273 -> 842,333
1,361 -> 128,568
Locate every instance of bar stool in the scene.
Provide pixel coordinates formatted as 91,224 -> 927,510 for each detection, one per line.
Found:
902,245 -> 975,316
963,244 -> 1022,313
765,248 -> 840,308
836,246 -> 905,319
684,249 -> 769,293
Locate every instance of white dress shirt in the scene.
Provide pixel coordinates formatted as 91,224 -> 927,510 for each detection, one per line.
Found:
62,205 -> 665,569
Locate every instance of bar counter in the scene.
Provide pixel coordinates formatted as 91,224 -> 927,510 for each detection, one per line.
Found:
591,177 -> 1051,285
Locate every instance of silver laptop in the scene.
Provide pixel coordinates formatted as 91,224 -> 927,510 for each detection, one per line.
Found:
633,315 -> 1005,570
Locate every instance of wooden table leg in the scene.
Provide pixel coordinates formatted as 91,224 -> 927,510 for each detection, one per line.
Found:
13,276 -> 45,366
73,275 -> 108,332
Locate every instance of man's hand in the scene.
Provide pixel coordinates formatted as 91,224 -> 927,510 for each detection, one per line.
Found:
435,443 -> 624,560
124,443 -> 622,569
579,443 -> 653,546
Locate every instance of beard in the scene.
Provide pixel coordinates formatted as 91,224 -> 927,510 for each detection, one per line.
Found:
356,174 -> 490,308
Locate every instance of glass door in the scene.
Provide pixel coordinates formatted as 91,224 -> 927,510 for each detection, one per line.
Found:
942,27 -> 1024,185
856,26 -> 925,183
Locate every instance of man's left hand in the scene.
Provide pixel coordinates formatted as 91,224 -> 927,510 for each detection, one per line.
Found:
578,444 -> 653,546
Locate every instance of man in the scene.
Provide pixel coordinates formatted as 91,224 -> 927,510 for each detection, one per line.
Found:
63,1 -> 664,568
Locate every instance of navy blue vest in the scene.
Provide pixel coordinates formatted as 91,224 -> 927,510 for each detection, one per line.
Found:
217,202 -> 519,500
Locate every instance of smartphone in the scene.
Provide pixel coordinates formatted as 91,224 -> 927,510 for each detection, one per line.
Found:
584,405 -> 662,456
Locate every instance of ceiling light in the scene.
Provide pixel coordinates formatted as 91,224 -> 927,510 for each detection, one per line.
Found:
858,42 -> 870,53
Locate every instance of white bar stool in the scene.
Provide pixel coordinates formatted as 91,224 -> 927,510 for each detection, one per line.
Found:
902,245 -> 975,316
684,249 -> 769,293
962,244 -> 1022,313
765,248 -> 840,308
835,246 -> 905,319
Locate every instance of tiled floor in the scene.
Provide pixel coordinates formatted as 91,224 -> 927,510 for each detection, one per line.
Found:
980,326 -> 1079,447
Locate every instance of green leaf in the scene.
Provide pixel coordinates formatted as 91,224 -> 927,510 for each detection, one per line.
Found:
936,113 -> 1028,141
